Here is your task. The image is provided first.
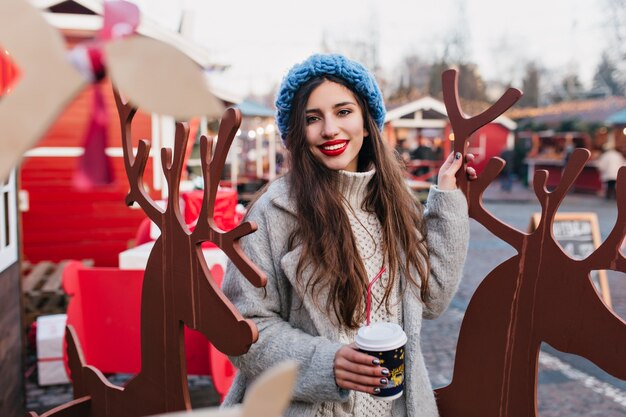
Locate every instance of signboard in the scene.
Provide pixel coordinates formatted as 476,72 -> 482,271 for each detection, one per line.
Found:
529,212 -> 612,308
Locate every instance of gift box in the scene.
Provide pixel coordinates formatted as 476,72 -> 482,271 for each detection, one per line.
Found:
36,314 -> 70,385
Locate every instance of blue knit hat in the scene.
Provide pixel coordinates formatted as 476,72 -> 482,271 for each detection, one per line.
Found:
275,54 -> 386,143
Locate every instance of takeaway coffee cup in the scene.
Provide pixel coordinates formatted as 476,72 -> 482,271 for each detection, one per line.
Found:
355,322 -> 407,400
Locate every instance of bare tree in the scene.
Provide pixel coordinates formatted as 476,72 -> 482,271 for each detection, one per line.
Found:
386,53 -> 431,103
518,62 -> 541,107
603,0 -> 626,88
592,51 -> 625,97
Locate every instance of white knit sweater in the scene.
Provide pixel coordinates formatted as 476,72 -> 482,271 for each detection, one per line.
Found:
315,169 -> 402,417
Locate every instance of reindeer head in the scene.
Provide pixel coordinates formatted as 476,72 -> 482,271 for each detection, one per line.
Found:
114,90 -> 266,356
436,69 -> 626,417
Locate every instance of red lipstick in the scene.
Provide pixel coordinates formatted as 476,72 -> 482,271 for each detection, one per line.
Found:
318,139 -> 348,156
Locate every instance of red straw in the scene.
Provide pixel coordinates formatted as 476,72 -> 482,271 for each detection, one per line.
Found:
365,266 -> 386,326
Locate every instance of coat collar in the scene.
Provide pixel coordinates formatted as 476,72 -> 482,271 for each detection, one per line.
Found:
264,177 -> 340,339
267,175 -> 297,215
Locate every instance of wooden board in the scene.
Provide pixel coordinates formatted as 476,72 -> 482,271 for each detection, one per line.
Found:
529,212 -> 612,307
0,262 -> 24,417
21,261 -> 69,330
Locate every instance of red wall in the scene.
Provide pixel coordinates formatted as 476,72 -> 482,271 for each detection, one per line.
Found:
20,79 -> 155,266
442,122 -> 511,174
467,124 -> 510,174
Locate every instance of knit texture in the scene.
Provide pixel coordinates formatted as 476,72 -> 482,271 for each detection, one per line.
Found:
314,169 -> 399,417
275,54 -> 386,143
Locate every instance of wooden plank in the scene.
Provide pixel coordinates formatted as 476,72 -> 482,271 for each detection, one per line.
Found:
0,262 -> 23,417
24,206 -> 136,217
21,261 -> 53,292
23,189 -> 137,202
41,260 -> 68,292
24,243 -> 125,266
22,261 -> 69,330
23,216 -> 143,230
528,212 -> 612,308
24,228 -> 139,245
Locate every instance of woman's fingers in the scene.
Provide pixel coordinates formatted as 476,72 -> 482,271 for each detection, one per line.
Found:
439,150 -> 456,171
437,152 -> 463,190
333,345 -> 389,394
438,152 -> 478,189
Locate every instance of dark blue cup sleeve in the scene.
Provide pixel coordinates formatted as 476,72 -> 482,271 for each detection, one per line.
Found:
359,345 -> 405,398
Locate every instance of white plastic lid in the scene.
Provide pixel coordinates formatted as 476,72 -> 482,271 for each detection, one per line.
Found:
355,322 -> 407,351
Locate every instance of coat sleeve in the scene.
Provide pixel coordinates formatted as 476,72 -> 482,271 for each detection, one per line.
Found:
421,186 -> 469,319
221,198 -> 349,404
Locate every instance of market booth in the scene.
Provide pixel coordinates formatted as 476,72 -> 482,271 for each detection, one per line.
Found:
521,132 -> 602,192
510,97 -> 626,193
384,96 -> 516,175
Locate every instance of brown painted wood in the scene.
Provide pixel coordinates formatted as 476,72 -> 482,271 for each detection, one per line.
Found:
0,262 -> 24,417
435,69 -> 626,416
29,91 -> 267,416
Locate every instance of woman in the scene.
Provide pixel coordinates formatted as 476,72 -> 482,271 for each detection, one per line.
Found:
222,54 -> 475,417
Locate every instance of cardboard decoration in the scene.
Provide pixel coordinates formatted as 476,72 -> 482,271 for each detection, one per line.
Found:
0,0 -> 86,182
153,361 -> 298,417
434,69 -> 626,416
105,36 -> 224,120
0,0 -> 224,182
27,96 -> 267,417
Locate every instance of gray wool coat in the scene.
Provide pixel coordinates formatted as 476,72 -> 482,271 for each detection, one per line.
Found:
221,175 -> 469,417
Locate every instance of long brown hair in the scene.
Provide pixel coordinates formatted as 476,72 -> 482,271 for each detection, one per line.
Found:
277,75 -> 431,329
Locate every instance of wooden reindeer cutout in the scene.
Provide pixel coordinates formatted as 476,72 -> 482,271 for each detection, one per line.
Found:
434,69 -> 626,416
27,94 -> 267,417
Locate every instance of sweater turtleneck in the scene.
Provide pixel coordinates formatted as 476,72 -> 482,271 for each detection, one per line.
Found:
314,168 -> 400,417
336,168 -> 376,209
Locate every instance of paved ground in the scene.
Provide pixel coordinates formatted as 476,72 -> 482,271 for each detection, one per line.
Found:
25,180 -> 626,416
24,368 -> 219,415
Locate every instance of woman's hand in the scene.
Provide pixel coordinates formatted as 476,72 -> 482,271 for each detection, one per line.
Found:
333,344 -> 389,394
437,152 -> 477,190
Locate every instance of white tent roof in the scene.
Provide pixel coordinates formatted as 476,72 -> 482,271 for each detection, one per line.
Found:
385,96 -> 517,131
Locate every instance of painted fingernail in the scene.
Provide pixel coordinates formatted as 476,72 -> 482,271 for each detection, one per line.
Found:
372,359 -> 380,365
455,152 -> 462,160
381,368 -> 389,376
380,378 -> 388,385
373,387 -> 381,394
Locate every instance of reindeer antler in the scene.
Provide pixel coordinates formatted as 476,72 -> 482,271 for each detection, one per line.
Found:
533,148 -> 590,232
161,121 -> 190,232
441,69 -> 526,249
192,108 -> 267,288
443,70 -> 522,153
113,89 -> 164,223
586,165 -> 626,271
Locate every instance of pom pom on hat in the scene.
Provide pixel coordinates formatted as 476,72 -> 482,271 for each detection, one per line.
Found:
275,54 -> 386,143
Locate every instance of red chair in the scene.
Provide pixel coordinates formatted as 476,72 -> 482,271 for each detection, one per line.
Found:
62,260 -> 235,400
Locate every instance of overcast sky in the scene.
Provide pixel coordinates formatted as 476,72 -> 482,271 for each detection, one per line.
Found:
132,0 -> 609,98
